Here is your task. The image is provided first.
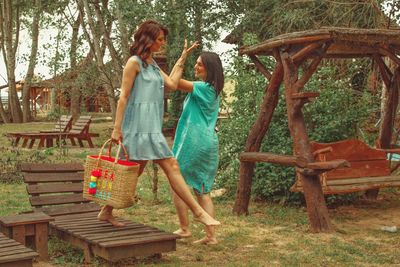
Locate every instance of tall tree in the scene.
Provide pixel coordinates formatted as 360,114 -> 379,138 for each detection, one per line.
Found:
1,0 -> 23,123
78,0 -> 118,120
21,0 -> 42,122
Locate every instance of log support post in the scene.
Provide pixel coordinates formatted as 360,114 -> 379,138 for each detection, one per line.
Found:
280,43 -> 333,233
370,57 -> 400,199
233,50 -> 283,215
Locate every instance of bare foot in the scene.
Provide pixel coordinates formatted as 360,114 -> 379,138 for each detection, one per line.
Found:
173,228 -> 192,238
194,212 -> 220,226
97,208 -> 125,227
193,236 -> 218,245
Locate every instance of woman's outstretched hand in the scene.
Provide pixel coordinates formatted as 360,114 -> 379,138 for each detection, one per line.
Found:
111,128 -> 122,143
181,39 -> 199,59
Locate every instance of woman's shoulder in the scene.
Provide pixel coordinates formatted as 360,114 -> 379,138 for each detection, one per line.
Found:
194,81 -> 213,90
126,56 -> 142,70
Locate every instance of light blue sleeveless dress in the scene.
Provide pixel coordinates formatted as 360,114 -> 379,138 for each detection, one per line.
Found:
121,56 -> 173,160
172,81 -> 220,194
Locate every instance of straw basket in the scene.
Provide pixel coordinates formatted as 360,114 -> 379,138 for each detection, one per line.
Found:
83,139 -> 140,209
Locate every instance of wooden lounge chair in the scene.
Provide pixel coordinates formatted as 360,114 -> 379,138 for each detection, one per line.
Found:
40,115 -> 73,133
6,115 -> 99,149
20,163 -> 178,264
6,115 -> 73,148
0,233 -> 38,267
64,115 -> 99,148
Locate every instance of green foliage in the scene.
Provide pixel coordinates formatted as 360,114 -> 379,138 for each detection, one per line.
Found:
304,67 -> 379,144
225,0 -> 390,45
0,147 -> 51,182
217,57 -> 379,204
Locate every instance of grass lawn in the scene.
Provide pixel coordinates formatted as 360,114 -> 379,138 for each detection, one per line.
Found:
0,119 -> 399,266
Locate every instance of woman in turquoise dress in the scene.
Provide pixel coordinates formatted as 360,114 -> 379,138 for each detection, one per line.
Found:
171,52 -> 224,244
97,20 -> 220,228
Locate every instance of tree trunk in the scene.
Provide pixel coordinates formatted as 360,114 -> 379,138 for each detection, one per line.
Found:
2,0 -> 22,123
80,0 -> 117,119
233,58 -> 283,215
69,11 -> 82,121
115,2 -> 130,63
22,0 -> 41,122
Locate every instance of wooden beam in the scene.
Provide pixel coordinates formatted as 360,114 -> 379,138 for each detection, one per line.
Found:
305,159 -> 350,170
378,46 -> 400,66
240,34 -> 332,56
292,41 -> 326,64
233,53 -> 284,216
291,92 -> 320,100
281,50 -> 333,233
294,43 -> 330,92
373,54 -> 392,89
248,55 -> 272,80
240,152 -> 307,167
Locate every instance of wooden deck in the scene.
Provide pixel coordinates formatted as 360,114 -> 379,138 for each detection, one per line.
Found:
21,163 -> 179,264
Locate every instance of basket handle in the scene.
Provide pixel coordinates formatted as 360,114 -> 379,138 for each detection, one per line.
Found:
97,139 -> 129,165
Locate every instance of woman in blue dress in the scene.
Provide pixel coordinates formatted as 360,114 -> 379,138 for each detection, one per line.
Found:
97,20 -> 220,228
171,52 -> 224,244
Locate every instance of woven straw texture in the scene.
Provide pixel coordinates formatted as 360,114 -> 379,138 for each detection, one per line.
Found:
83,140 -> 139,209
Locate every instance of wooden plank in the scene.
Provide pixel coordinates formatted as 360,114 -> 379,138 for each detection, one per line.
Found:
0,240 -> 16,247
80,225 -> 150,239
99,232 -> 178,248
30,194 -> 89,206
324,160 -> 390,179
37,203 -> 101,216
327,175 -> 400,186
35,223 -> 49,260
87,229 -> 164,243
20,163 -> 84,172
53,211 -> 99,222
311,139 -> 387,161
0,233 -> 38,264
240,152 -> 307,167
0,246 -> 34,254
62,223 -> 148,235
70,226 -> 153,242
0,252 -> 38,264
325,181 -> 400,194
0,212 -> 53,226
27,183 -> 83,194
24,172 -> 83,183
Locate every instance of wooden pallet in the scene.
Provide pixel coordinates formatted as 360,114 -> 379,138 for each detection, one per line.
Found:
21,163 -> 178,264
0,233 -> 38,267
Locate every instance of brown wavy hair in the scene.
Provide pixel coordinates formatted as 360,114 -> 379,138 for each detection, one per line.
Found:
200,52 -> 224,96
129,20 -> 168,67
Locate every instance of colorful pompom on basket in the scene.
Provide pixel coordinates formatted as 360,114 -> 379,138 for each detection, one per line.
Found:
83,139 -> 139,209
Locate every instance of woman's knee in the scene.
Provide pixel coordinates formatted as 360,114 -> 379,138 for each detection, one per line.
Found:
157,157 -> 180,173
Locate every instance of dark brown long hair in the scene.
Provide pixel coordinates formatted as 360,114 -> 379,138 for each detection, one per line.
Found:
201,52 -> 224,95
129,20 -> 168,66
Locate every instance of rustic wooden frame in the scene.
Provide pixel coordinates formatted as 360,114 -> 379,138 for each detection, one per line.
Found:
234,27 -> 400,232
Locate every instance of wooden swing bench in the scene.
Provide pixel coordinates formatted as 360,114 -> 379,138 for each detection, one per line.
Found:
291,139 -> 400,194
20,163 -> 178,264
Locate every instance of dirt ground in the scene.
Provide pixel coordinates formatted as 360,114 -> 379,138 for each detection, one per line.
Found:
330,191 -> 400,232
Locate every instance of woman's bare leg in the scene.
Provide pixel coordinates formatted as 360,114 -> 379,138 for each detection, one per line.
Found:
193,192 -> 218,244
172,192 -> 192,237
155,158 -> 220,226
98,160 -> 148,227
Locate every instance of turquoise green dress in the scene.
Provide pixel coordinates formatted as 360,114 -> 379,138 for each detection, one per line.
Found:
172,81 -> 220,194
121,56 -> 173,160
